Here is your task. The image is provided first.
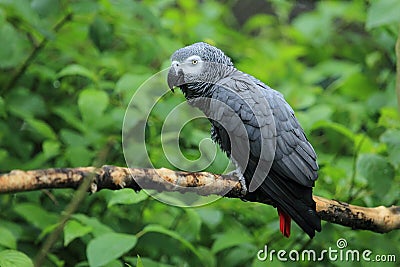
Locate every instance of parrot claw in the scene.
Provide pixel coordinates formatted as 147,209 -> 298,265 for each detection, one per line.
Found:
227,169 -> 248,197
239,176 -> 248,197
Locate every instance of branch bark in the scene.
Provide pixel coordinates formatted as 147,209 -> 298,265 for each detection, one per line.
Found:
1,165 -> 399,234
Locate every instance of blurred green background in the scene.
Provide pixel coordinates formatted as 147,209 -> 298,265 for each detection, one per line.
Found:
0,0 -> 399,266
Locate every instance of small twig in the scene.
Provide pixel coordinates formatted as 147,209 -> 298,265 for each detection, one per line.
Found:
33,173 -> 94,267
347,136 -> 365,203
1,165 -> 399,234
42,189 -> 59,205
2,12 -> 73,94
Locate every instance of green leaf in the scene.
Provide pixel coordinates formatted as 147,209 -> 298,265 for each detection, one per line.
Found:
26,118 -> 57,140
223,243 -> 258,267
0,220 -> 24,242
115,73 -> 150,95
176,209 -> 201,241
13,203 -> 58,230
72,214 -> 113,237
0,22 -> 30,68
0,226 -> 17,249
380,129 -> 400,168
46,253 -> 65,267
366,0 -> 400,29
60,129 -> 89,147
136,255 -> 143,267
196,246 -> 216,267
243,14 -> 274,33
286,86 -> 318,110
357,154 -> 395,196
196,208 -> 223,229
107,189 -> 148,207
42,140 -> 61,159
78,89 -> 109,127
297,104 -> 333,131
64,220 -> 93,246
104,260 -> 124,267
57,64 -> 98,82
70,1 -> 99,14
0,250 -> 33,267
312,121 -> 356,141
140,224 -> 202,260
65,146 -> 94,167
125,257 -> 174,267
87,233 -> 137,267
293,12 -> 331,46
378,107 -> 400,129
53,106 -> 86,132
0,149 -> 8,164
28,64 -> 57,82
211,230 -> 252,254
6,88 -> 46,119
0,0 -> 40,25
38,223 -> 59,241
89,16 -> 114,52
31,0 -> 61,18
338,72 -> 375,100
0,96 -> 5,117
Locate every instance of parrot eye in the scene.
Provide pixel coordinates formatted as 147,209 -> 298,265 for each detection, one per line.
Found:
186,56 -> 201,66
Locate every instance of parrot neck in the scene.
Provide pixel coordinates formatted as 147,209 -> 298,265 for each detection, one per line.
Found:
179,82 -> 217,113
180,66 -> 238,100
180,82 -> 215,100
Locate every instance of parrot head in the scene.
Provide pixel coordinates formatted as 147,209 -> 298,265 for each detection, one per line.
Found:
167,42 -> 234,92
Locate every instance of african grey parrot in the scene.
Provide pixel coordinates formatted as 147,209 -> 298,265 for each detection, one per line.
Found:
167,42 -> 321,238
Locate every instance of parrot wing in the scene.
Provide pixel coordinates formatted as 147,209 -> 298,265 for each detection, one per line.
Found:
210,71 -> 321,238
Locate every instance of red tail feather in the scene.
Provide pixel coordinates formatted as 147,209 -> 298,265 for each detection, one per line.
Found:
278,207 -> 291,238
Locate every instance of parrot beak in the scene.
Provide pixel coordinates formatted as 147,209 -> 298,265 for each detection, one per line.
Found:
167,63 -> 185,92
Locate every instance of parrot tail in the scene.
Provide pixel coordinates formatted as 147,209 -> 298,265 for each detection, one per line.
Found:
259,172 -> 321,238
278,207 -> 291,238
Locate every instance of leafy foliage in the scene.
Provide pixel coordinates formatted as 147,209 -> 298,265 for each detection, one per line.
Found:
0,0 -> 399,266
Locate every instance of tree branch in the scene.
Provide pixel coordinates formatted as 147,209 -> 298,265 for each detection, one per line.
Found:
1,165 -> 399,234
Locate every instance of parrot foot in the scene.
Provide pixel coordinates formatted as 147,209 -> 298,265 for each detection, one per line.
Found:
227,169 -> 248,197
